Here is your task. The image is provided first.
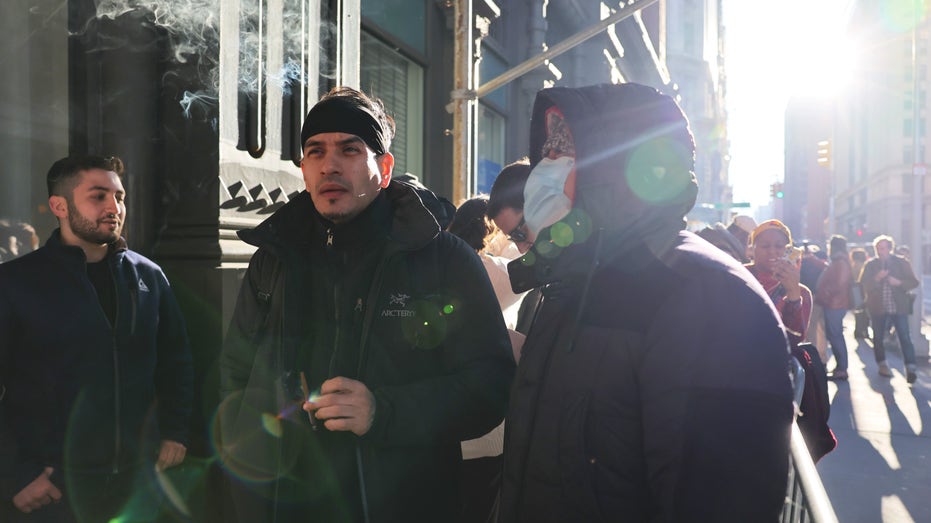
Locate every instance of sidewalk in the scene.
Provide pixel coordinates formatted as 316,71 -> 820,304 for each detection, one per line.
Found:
816,315 -> 931,523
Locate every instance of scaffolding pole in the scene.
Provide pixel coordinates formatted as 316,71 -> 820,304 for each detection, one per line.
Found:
451,0 -> 474,205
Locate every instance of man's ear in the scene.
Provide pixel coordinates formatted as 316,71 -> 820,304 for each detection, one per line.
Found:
377,152 -> 395,188
48,195 -> 68,220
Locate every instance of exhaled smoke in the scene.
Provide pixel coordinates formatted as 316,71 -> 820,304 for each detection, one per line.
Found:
90,0 -> 220,117
91,0 -> 334,119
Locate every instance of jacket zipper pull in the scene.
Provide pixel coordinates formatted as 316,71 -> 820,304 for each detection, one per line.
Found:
326,228 -> 334,247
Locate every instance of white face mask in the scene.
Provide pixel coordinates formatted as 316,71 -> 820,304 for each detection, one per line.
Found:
523,156 -> 575,236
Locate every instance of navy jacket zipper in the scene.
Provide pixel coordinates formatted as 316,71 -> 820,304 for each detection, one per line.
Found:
105,256 -> 123,474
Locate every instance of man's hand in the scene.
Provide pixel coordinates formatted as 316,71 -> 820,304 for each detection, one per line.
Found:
12,467 -> 61,513
304,376 -> 376,436
156,440 -> 187,471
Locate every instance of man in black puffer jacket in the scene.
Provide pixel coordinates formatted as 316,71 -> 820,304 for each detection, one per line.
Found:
218,87 -> 514,522
0,155 -> 192,522
498,83 -> 794,522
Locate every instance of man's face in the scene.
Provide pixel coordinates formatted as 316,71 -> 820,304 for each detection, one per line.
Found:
301,132 -> 393,223
59,168 -> 126,246
875,240 -> 893,259
492,206 -> 534,253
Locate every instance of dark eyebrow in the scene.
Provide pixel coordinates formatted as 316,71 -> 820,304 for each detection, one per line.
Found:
87,185 -> 125,195
337,136 -> 365,147
304,136 -> 366,149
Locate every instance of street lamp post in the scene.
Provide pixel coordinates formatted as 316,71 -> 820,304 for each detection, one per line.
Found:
910,0 -> 929,360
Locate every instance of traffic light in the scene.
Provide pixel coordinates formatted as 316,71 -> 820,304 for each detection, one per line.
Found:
817,140 -> 832,168
771,182 -> 784,199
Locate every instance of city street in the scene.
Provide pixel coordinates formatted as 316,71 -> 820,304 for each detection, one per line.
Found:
817,315 -> 931,522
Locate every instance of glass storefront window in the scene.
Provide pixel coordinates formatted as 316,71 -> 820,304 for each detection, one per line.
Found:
479,47 -> 508,109
477,104 -> 505,195
360,31 -> 424,178
361,0 -> 425,54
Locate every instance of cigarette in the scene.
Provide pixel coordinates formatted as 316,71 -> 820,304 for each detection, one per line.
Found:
300,371 -> 318,431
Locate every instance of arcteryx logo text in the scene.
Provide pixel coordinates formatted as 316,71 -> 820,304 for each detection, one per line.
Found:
381,293 -> 415,318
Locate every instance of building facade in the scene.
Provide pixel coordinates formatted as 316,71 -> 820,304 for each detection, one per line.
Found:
816,3 -> 931,264
666,0 -> 731,226
783,96 -> 832,243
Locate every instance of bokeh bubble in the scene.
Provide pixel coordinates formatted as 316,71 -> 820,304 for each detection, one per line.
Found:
625,138 -> 692,204
212,388 -> 302,484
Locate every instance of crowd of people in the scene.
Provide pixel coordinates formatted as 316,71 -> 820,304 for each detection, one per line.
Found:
0,82 -> 922,522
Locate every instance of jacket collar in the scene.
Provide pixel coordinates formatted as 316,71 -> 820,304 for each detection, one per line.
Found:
45,228 -> 128,264
239,180 -> 440,256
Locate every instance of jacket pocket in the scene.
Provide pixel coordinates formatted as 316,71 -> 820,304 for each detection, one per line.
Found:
557,391 -> 607,522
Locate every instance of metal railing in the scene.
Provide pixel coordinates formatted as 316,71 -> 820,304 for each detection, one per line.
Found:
781,358 -> 839,523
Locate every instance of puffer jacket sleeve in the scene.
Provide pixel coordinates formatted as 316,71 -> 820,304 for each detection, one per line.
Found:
220,249 -> 281,399
153,268 -> 194,445
364,236 -> 516,446
639,265 -> 794,521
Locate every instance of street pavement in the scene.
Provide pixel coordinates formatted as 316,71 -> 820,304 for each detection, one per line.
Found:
816,315 -> 931,523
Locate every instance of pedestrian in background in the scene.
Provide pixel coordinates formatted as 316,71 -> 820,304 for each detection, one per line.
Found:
697,222 -> 748,262
0,220 -> 39,263
448,195 -> 527,332
860,235 -> 920,383
448,194 -> 526,523
487,159 -> 541,335
850,247 -> 870,339
745,220 -> 835,461
487,159 -> 533,255
801,243 -> 829,358
746,220 -> 812,348
726,214 -> 756,262
0,155 -> 193,522
815,235 -> 852,380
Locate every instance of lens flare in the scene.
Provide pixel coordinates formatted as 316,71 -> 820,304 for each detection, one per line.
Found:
400,298 -> 455,349
261,412 -> 283,437
550,221 -> 574,247
880,0 -> 928,32
626,138 -> 692,204
212,389 -> 303,484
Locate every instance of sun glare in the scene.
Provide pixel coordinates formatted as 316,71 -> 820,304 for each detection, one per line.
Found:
786,36 -> 859,97
724,0 -> 857,208
784,2 -> 858,97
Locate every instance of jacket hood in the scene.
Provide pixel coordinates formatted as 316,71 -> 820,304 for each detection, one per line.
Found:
238,180 -> 440,256
528,83 -> 697,250
508,84 -> 698,292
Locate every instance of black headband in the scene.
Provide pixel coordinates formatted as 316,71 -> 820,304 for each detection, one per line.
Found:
300,97 -> 389,156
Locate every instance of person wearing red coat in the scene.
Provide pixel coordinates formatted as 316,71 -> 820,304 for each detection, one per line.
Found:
814,235 -> 853,380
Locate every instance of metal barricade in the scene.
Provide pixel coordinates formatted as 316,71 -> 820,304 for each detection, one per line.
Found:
781,357 -> 839,523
